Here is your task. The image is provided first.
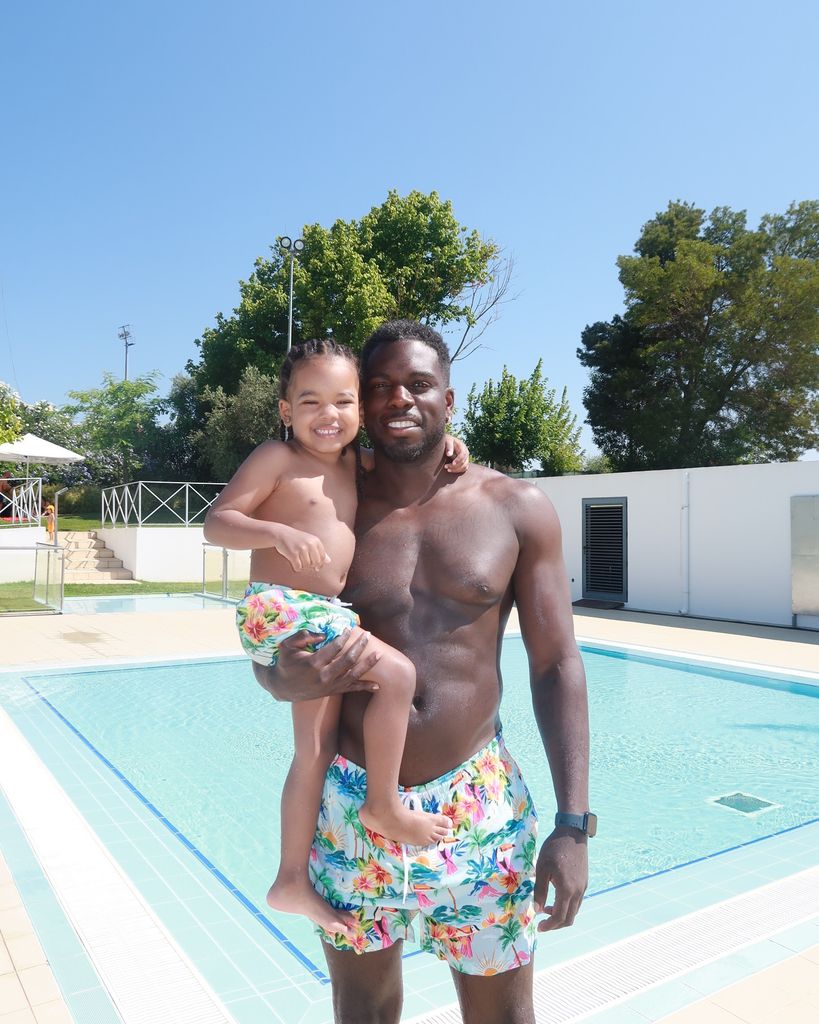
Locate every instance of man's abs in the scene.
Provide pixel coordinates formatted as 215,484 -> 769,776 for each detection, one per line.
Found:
336,599 -> 512,785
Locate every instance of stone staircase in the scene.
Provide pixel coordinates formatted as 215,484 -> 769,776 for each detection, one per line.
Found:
61,531 -> 134,583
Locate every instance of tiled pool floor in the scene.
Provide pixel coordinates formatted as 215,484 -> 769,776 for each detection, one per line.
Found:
1,606 -> 818,1022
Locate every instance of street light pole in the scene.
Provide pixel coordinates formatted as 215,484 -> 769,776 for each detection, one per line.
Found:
277,236 -> 304,353
118,324 -> 134,380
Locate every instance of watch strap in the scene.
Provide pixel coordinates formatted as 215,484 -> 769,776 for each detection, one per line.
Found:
554,811 -> 596,836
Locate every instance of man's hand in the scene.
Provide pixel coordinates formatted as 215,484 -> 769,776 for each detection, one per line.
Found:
532,828 -> 588,931
252,627 -> 381,702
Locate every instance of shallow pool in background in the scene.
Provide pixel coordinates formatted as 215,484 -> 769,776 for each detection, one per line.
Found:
2,640 -> 817,983
61,593 -> 235,614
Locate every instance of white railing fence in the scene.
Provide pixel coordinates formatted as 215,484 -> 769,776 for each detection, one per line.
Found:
102,481 -> 226,527
202,544 -> 249,602
1,477 -> 43,525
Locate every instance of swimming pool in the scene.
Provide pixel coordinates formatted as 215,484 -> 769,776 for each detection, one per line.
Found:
62,593 -> 235,614
1,642 -> 818,1022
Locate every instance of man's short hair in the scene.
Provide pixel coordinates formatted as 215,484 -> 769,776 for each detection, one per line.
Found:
360,320 -> 451,384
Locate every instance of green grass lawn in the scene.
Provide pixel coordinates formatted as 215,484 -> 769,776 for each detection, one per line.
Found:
64,580 -> 203,595
57,515 -> 103,531
0,579 -> 206,612
0,515 -> 102,532
0,581 -> 43,612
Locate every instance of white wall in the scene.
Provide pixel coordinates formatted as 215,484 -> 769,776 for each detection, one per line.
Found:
98,527 -> 204,581
533,461 -> 819,628
0,526 -> 49,583
98,527 -> 250,585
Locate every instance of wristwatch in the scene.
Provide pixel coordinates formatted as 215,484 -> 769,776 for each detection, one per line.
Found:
554,811 -> 597,837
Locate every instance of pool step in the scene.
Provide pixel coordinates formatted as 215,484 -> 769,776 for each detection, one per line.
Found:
62,530 -> 134,583
64,569 -> 136,581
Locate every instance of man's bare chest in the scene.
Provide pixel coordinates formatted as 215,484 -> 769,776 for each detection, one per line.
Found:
348,498 -> 518,614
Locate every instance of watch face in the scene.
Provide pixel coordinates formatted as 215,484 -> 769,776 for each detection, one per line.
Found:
586,812 -> 598,838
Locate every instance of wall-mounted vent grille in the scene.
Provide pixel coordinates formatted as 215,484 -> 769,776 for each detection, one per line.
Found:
583,498 -> 627,602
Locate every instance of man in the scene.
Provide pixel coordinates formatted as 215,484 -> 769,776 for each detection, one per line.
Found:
255,320 -> 591,1024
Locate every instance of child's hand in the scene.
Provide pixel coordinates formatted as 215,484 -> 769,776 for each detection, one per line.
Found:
274,526 -> 331,572
444,435 -> 470,474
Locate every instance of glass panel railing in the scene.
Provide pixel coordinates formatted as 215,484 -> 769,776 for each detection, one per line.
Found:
0,547 -> 39,613
203,543 -> 226,600
33,543 -> 65,612
0,545 -> 64,613
225,549 -> 250,601
202,544 -> 248,603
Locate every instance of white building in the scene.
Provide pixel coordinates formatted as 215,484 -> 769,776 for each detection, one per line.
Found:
533,461 -> 819,630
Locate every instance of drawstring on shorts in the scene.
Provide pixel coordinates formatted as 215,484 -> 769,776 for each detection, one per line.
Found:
399,791 -> 423,903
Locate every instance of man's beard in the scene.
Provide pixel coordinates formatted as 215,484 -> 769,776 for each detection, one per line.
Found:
372,420 -> 446,463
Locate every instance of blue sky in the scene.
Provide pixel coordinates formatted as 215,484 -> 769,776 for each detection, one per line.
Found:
2,0 -> 817,453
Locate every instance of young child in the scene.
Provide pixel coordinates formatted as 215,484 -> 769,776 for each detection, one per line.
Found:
43,501 -> 55,541
204,338 -> 466,936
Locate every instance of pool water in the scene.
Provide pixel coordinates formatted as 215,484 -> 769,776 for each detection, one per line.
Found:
61,593 -> 234,614
3,641 -> 818,978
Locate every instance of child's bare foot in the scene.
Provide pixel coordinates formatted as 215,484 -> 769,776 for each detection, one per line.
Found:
266,878 -> 355,937
359,802 -> 452,847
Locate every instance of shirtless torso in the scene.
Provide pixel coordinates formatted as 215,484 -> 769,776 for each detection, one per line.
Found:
339,464 -> 521,782
245,441 -> 358,596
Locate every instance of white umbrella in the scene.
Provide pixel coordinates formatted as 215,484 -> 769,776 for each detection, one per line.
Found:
0,433 -> 84,477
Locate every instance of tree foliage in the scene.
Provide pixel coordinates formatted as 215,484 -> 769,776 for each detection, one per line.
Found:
462,361 -> 583,474
579,200 -> 819,469
194,365 -> 280,480
19,400 -> 87,484
0,382 -> 23,445
189,190 -> 509,395
65,373 -> 163,485
150,373 -> 212,481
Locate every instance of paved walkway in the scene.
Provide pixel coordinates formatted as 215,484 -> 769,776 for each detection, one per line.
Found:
1,605 -> 817,1021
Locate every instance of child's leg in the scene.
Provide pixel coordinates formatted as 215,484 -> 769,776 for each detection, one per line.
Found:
266,696 -> 355,936
355,632 -> 453,847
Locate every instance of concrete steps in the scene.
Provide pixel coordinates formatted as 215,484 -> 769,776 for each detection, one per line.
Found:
61,531 -> 134,583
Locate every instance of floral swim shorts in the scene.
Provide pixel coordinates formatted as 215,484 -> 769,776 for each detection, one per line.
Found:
236,583 -> 360,667
310,733 -> 538,975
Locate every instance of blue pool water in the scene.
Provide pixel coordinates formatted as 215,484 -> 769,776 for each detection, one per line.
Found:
2,641 -> 818,980
62,593 -> 233,614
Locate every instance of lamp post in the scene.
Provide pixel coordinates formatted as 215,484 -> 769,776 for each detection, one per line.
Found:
278,236 -> 304,353
118,324 -> 134,380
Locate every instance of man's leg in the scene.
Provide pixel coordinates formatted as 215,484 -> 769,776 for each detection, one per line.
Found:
450,961 -> 535,1024
323,941 -> 405,1024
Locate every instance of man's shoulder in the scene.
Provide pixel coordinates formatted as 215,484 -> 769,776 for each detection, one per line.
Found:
462,466 -> 556,510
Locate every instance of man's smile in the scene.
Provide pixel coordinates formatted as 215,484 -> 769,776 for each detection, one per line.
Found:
384,417 -> 420,432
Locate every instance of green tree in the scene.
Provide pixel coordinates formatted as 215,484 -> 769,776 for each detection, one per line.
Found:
579,200 -> 819,469
150,373 -> 212,481
195,365 -> 280,480
582,452 -> 613,474
20,400 -> 88,484
65,373 -> 163,485
189,190 -> 509,395
0,382 -> 23,445
462,361 -> 583,474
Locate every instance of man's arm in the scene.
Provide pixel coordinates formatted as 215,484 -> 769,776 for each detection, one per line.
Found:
511,482 -> 590,931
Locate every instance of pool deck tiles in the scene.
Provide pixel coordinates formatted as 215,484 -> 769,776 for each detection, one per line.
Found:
1,605 -> 818,1021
